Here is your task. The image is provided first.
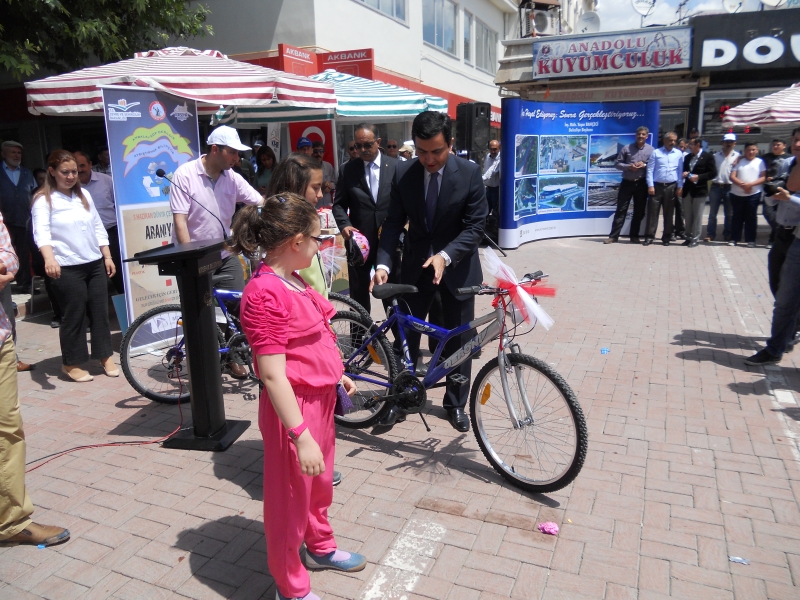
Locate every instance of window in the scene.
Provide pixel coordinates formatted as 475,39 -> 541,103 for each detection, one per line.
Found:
464,11 -> 473,64
358,0 -> 406,21
423,0 -> 457,56
475,20 -> 498,74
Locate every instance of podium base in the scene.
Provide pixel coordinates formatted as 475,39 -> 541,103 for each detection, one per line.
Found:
163,419 -> 251,451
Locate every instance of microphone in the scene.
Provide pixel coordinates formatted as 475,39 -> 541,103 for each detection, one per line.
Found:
157,169 -> 228,241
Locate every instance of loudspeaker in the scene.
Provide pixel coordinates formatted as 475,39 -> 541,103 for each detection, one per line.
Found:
456,102 -> 491,153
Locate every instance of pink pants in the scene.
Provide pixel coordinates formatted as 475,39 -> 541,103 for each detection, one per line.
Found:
260,384 -> 338,598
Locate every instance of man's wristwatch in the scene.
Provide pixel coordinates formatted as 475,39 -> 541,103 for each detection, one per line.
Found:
287,421 -> 308,442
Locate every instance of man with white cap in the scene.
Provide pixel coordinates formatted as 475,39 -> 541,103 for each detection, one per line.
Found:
705,133 -> 740,242
0,141 -> 36,292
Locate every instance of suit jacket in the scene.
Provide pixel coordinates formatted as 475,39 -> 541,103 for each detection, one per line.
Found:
377,155 -> 488,297
332,154 -> 397,262
682,151 -> 717,198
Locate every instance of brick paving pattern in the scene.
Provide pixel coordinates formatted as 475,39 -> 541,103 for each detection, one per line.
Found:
1,229 -> 799,599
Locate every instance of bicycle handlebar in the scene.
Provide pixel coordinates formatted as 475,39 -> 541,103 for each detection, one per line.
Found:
456,271 -> 548,297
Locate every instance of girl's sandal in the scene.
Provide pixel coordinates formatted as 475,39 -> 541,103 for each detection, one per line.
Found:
62,365 -> 93,382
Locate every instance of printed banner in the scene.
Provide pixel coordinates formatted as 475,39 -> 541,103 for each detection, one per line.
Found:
289,120 -> 337,169
499,98 -> 660,248
532,27 -> 692,79
102,87 -> 200,319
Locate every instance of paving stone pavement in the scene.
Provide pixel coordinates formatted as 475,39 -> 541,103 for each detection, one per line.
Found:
1,228 -> 800,599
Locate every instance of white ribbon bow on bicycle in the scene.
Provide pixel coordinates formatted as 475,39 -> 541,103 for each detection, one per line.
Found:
479,248 -> 555,330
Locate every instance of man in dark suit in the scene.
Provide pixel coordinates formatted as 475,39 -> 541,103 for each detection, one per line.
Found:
332,124 -> 398,313
372,111 -> 488,432
680,138 -> 717,247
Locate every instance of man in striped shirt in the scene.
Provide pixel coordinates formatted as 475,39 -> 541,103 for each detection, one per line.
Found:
0,214 -> 70,547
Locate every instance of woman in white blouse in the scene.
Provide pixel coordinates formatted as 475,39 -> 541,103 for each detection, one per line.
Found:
32,150 -> 118,382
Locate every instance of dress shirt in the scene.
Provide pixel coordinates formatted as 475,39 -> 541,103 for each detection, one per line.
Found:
170,156 -> 262,257
765,157 -> 800,226
0,214 -> 19,345
83,171 -> 116,229
2,162 -> 20,186
364,151 -> 382,203
615,142 -> 654,181
712,150 -> 740,185
32,189 -> 109,266
646,146 -> 683,188
377,163 -> 449,274
483,152 -> 501,187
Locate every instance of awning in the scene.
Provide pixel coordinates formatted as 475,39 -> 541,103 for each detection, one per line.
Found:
24,47 -> 337,117
222,69 -> 448,127
723,83 -> 800,127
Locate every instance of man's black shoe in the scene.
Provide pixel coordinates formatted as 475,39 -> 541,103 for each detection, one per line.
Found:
688,241 -> 699,248
681,240 -> 691,246
662,240 -> 670,246
447,408 -> 470,432
744,349 -> 781,366
377,405 -> 406,427
630,237 -> 640,244
670,234 -> 677,242
643,239 -> 653,246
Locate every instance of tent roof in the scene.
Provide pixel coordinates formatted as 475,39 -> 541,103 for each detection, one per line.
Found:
222,69 -> 448,126
723,83 -> 800,127
24,47 -> 337,116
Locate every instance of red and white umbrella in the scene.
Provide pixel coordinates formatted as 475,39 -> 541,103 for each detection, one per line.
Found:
723,83 -> 800,127
24,47 -> 337,116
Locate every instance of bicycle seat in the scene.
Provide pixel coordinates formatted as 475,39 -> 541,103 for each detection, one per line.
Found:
371,283 -> 418,300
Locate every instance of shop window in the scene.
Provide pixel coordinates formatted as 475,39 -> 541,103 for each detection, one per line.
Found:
423,0 -> 458,56
358,0 -> 406,22
658,109 -> 687,145
699,89 -> 779,138
476,19 -> 497,74
464,11 -> 473,64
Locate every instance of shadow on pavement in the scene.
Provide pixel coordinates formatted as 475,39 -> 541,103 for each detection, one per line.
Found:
673,329 -> 768,373
212,438 -> 263,501
180,514 -> 275,599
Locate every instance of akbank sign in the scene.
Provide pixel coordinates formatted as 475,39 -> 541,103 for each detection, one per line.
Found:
691,10 -> 800,72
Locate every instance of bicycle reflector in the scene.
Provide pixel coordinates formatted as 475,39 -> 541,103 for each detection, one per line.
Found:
480,384 -> 491,405
367,344 -> 382,365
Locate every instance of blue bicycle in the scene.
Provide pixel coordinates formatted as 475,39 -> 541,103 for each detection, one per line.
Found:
120,279 -> 257,404
330,272 -> 588,493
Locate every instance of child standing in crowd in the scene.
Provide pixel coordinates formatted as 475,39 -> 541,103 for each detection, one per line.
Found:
230,194 -> 365,600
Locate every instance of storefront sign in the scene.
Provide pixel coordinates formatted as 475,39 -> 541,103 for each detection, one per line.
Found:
278,43 -> 317,76
691,10 -> 800,72
525,82 -> 696,104
102,87 -> 200,319
532,27 -> 691,79
499,98 -> 660,248
319,48 -> 374,79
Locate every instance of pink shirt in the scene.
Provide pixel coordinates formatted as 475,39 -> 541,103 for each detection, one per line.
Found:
169,157 -> 261,255
240,264 -> 343,390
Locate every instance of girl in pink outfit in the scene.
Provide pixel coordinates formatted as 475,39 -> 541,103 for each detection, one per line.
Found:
232,193 -> 366,600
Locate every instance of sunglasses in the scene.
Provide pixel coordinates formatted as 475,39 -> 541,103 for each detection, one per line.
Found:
353,141 -> 375,150
387,145 -> 397,149
309,234 -> 334,246
312,148 -> 324,154
348,146 -> 356,151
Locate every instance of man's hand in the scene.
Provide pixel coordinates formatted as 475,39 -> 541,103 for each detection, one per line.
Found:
422,254 -> 446,285
682,171 -> 689,179
741,183 -> 753,194
342,226 -> 355,240
774,187 -> 792,202
689,175 -> 699,183
676,188 -> 683,199
370,268 -> 388,291
648,186 -> 655,196
0,272 -> 14,292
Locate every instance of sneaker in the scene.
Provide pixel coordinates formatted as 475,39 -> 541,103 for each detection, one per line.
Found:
727,241 -> 736,246
332,470 -> 342,487
303,549 -> 367,573
747,242 -> 756,248
276,592 -> 320,600
744,349 -> 781,366
603,238 -> 617,244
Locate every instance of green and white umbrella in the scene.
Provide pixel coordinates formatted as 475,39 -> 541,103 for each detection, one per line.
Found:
220,69 -> 448,127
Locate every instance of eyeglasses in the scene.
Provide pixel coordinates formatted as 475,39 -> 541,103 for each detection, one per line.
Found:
353,141 -> 375,150
387,145 -> 397,149
309,234 -> 334,246
312,148 -> 324,154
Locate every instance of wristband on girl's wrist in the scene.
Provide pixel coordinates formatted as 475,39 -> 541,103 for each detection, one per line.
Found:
287,421 -> 308,442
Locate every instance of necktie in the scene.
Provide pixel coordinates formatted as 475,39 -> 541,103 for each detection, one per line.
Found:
426,171 -> 439,230
369,162 -> 378,203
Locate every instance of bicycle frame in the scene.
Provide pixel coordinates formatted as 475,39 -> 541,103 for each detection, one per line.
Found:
213,289 -> 242,356
344,294 -> 540,428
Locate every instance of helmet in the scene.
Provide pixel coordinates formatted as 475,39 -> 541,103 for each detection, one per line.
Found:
346,230 -> 370,267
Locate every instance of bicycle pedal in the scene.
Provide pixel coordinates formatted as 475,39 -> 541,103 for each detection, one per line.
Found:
448,374 -> 470,387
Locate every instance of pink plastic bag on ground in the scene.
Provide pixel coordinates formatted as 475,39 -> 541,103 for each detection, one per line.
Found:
538,522 -> 559,535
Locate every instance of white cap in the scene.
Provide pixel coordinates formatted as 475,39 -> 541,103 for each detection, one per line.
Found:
722,133 -> 737,142
207,126 -> 250,152
403,139 -> 415,148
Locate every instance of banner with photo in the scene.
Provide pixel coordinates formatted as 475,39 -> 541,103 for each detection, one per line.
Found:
499,98 -> 659,248
101,86 -> 200,319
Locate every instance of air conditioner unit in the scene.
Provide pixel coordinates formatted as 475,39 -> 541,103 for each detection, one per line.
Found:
529,9 -> 559,36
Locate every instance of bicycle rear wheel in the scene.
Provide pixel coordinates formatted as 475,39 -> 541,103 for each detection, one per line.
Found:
120,304 -> 190,404
329,292 -> 371,323
470,353 -> 587,493
330,311 -> 397,428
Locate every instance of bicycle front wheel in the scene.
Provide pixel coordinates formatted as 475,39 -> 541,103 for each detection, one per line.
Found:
470,353 -> 587,493
330,311 -> 397,428
120,304 -> 189,404
329,292 -> 372,323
